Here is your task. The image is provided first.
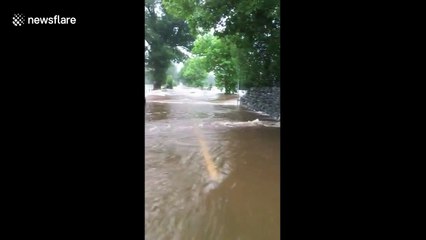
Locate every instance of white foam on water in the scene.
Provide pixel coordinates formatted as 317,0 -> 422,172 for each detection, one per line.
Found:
148,100 -> 238,106
202,160 -> 232,194
213,119 -> 280,128
146,90 -> 167,96
148,126 -> 158,131
253,110 -> 270,116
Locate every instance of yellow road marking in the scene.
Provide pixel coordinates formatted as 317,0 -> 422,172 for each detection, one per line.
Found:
182,103 -> 219,182
192,122 -> 219,182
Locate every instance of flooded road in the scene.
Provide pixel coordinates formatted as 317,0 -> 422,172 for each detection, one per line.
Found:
145,87 -> 280,240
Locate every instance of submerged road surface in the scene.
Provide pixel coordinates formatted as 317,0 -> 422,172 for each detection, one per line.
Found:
145,86 -> 280,240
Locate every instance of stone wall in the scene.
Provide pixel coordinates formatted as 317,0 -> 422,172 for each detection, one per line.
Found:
240,87 -> 280,120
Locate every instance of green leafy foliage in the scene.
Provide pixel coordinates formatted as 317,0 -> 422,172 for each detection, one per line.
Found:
163,0 -> 280,88
166,64 -> 180,84
165,75 -> 175,89
145,0 -> 194,89
192,34 -> 238,94
179,57 -> 208,88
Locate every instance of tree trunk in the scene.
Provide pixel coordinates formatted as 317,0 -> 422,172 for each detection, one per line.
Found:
153,81 -> 162,90
152,69 -> 166,90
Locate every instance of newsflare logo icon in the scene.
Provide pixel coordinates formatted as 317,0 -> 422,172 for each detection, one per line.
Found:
12,13 -> 25,26
11,13 -> 77,27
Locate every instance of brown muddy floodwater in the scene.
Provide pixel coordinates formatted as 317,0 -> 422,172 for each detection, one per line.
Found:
145,88 -> 280,240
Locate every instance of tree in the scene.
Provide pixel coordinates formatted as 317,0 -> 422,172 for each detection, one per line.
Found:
163,0 -> 280,87
179,57 -> 208,88
145,0 -> 194,89
192,34 -> 238,94
166,64 -> 180,83
165,75 -> 175,89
